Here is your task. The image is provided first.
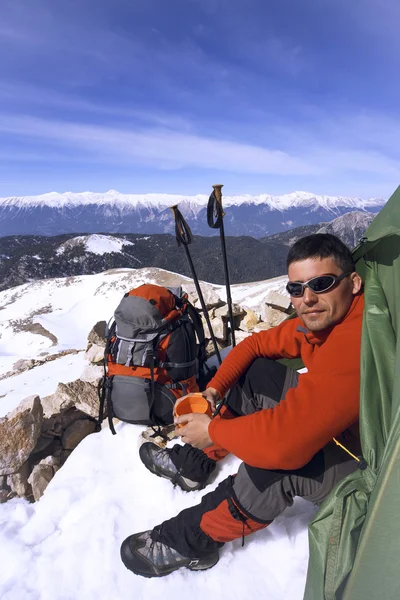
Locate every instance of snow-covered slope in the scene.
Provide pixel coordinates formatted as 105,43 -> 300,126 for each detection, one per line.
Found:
56,234 -> 135,256
0,267 -> 315,600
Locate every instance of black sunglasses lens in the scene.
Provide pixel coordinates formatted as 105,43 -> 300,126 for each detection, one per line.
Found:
308,276 -> 335,293
286,282 -> 303,296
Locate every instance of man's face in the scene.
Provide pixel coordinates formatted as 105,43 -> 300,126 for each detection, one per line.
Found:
287,257 -> 362,332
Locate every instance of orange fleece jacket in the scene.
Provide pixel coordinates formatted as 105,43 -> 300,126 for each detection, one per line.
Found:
207,293 -> 364,470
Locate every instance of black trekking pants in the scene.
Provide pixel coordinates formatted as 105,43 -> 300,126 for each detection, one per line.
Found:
156,358 -> 358,558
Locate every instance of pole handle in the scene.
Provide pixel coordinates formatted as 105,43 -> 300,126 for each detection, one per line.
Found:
212,184 -> 225,217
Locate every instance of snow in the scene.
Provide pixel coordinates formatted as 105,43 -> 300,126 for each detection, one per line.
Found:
0,189 -> 385,212
0,423 -> 316,600
0,267 -> 315,599
218,274 -> 289,316
56,234 -> 135,256
0,352 -> 85,416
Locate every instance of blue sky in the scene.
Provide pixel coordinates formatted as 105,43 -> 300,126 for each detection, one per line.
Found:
0,0 -> 399,198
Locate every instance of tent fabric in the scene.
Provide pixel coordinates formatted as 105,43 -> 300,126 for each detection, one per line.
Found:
303,186 -> 400,600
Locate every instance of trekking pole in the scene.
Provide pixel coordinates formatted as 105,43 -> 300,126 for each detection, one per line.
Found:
170,205 -> 222,365
207,184 -> 236,347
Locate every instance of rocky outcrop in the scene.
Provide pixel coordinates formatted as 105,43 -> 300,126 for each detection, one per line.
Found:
42,380 -> 100,420
0,395 -> 42,477
0,368 -> 99,502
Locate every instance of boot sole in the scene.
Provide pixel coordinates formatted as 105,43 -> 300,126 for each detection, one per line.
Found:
120,537 -> 219,578
121,561 -> 218,578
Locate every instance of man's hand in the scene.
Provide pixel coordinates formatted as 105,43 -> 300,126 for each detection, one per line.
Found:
201,387 -> 220,414
173,387 -> 220,416
174,413 -> 213,449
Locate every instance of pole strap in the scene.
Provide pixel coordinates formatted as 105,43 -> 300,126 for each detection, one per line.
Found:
170,205 -> 193,246
207,189 -> 224,229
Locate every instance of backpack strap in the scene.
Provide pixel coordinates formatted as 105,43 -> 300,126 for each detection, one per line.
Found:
97,321 -> 117,434
105,377 -> 117,435
97,326 -> 112,431
144,346 -> 157,422
186,301 -> 206,364
159,358 -> 197,369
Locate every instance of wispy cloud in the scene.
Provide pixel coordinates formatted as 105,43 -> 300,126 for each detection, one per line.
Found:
0,114 -> 316,175
1,113 -> 399,182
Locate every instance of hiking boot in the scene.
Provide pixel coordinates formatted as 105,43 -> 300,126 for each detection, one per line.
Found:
120,529 -> 219,578
139,442 -> 205,492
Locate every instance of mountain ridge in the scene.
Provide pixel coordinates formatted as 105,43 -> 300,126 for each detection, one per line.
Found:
0,189 -> 384,211
0,190 -> 384,238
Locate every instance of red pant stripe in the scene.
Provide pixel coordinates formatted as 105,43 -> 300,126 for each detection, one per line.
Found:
200,498 -> 270,543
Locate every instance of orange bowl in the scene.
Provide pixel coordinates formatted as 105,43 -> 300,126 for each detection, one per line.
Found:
174,393 -> 212,427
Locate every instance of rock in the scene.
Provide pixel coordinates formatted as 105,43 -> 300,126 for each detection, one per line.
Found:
0,395 -> 43,476
205,338 -> 226,357
41,386 -> 74,419
253,322 -> 273,332
0,476 -> 11,503
59,408 -> 89,430
79,363 -> 103,384
41,416 -> 63,437
234,330 -> 252,344
203,317 -> 227,342
12,358 -> 36,372
60,450 -> 72,465
42,379 -> 99,420
85,343 -> 105,364
7,462 -> 31,498
31,435 -> 55,455
41,455 -> 61,472
41,414 -> 62,436
87,321 -> 107,346
261,306 -> 288,329
0,489 -> 9,503
214,303 -> 246,319
239,309 -> 259,332
183,283 -> 223,309
72,381 -> 101,418
29,438 -> 62,467
62,419 -> 96,450
265,291 -> 292,313
28,461 -> 55,501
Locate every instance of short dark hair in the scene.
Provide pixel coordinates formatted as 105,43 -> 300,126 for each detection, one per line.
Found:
286,233 -> 355,273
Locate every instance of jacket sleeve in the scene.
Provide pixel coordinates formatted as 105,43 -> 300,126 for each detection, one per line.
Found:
208,323 -> 361,470
207,317 -> 303,399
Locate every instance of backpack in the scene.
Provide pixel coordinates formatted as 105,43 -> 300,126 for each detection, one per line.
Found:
97,283 -> 206,434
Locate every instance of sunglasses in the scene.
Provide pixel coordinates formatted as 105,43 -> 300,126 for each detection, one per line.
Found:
286,272 -> 352,298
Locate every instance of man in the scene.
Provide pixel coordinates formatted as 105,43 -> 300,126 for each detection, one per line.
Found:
120,233 -> 364,578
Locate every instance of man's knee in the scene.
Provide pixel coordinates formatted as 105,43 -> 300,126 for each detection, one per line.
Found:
226,358 -> 293,415
232,451 -> 325,523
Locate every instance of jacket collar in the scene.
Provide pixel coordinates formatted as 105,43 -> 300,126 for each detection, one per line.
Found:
296,292 -> 364,346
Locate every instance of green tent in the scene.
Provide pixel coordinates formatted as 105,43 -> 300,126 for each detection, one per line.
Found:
303,186 -> 400,600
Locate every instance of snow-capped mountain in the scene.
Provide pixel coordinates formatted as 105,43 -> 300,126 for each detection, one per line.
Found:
55,234 -> 136,256
0,190 -> 385,237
